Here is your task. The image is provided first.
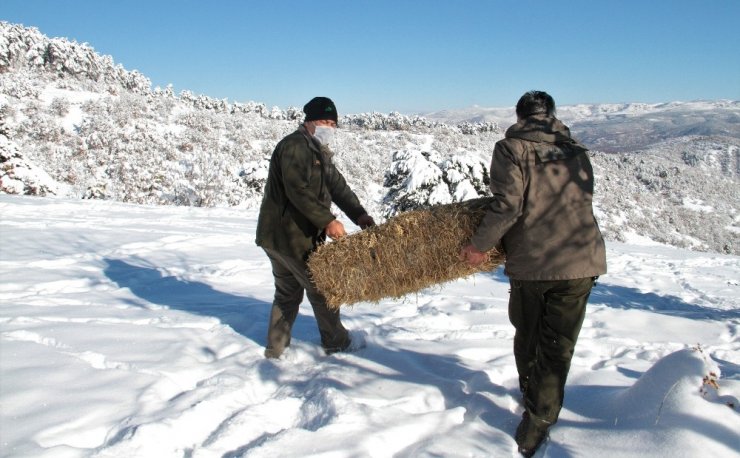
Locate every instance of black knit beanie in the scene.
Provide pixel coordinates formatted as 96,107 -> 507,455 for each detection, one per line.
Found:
303,97 -> 338,124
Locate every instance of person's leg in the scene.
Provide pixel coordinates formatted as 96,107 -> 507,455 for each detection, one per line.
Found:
513,277 -> 595,457
524,277 -> 594,423
266,249 -> 350,354
508,279 -> 546,394
305,287 -> 350,353
264,249 -> 303,358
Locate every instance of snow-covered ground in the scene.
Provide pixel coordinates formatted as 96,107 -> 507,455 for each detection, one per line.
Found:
1,195 -> 738,457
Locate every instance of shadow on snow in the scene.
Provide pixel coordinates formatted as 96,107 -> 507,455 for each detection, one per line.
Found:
590,281 -> 740,320
103,258 -> 282,347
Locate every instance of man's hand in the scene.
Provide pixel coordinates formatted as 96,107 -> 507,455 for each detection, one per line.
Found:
459,243 -> 488,267
357,213 -> 375,229
325,219 -> 347,239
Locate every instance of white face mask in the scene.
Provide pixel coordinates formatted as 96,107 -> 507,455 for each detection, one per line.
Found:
313,125 -> 336,145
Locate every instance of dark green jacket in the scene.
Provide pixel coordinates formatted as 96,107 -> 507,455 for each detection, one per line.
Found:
471,115 -> 607,280
256,125 -> 367,261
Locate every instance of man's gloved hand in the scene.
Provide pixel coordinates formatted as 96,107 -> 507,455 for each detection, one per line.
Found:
357,213 -> 376,229
325,219 -> 347,239
459,243 -> 488,267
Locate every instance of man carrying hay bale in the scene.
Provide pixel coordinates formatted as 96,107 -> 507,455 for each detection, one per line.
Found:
255,96 -> 375,359
459,91 -> 607,457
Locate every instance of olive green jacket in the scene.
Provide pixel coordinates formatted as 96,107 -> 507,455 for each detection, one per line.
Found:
471,115 -> 607,280
255,126 -> 367,261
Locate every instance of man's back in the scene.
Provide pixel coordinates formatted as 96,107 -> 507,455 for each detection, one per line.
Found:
474,115 -> 607,280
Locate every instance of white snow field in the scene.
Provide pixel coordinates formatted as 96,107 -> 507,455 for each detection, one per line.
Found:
1,195 -> 738,457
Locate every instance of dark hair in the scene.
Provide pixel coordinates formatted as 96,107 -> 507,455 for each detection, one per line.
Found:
515,91 -> 556,119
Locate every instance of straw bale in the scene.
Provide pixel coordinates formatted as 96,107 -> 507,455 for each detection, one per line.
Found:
308,198 -> 505,309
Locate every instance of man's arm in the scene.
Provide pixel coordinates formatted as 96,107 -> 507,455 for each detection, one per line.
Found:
461,141 -> 525,266
326,163 -> 370,226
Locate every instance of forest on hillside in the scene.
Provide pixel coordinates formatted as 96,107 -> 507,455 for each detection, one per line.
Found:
1,22 -> 738,254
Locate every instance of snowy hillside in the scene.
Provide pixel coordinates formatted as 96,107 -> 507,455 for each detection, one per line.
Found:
1,195 -> 738,457
1,22 -> 738,255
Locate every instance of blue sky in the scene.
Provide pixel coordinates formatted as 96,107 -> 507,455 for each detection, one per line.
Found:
3,0 -> 739,114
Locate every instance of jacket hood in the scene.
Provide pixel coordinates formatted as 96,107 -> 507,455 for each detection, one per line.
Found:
505,114 -> 575,144
505,115 -> 589,161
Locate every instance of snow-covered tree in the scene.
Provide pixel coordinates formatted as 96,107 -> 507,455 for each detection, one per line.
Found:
382,150 -> 491,218
0,129 -> 61,196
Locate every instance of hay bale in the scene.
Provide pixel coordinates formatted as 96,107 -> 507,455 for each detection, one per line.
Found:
308,198 -> 505,309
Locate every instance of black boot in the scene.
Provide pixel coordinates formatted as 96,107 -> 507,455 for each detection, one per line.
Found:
324,336 -> 352,355
264,304 -> 297,359
515,411 -> 550,457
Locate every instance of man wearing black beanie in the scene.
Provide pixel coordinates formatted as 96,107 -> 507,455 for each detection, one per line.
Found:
303,96 -> 339,124
256,96 -> 375,358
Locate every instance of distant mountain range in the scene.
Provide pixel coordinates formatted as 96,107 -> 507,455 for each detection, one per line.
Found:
422,100 -> 740,152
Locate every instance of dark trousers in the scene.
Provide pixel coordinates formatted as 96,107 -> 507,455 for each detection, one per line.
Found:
509,277 -> 596,423
263,248 -> 349,356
